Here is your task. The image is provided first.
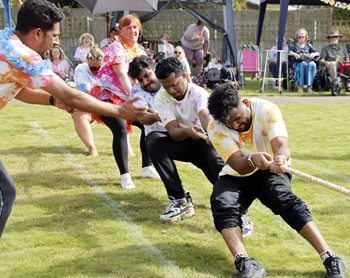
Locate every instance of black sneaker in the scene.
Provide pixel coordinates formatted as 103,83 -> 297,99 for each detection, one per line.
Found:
234,256 -> 266,278
323,254 -> 347,278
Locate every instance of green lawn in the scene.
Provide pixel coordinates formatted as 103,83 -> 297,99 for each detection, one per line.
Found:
0,98 -> 349,277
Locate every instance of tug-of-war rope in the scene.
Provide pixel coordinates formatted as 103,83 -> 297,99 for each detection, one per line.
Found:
184,125 -> 350,197
280,165 -> 350,197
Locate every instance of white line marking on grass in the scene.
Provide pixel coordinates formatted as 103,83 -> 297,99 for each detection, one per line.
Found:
30,122 -> 183,278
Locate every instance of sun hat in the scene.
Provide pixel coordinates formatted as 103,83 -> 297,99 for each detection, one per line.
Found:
327,30 -> 342,38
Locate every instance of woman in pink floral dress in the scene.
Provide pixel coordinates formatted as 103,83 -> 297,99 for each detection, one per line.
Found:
91,14 -> 159,190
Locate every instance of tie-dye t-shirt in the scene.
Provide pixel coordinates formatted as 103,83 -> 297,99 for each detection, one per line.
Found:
154,82 -> 208,128
131,83 -> 166,136
96,39 -> 145,101
207,98 -> 288,177
0,28 -> 55,110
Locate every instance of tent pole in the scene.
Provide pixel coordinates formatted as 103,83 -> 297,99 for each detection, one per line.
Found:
223,0 -> 237,67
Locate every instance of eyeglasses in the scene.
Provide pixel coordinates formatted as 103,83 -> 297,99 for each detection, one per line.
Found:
89,66 -> 100,72
174,51 -> 182,54
298,36 -> 305,39
329,36 -> 340,39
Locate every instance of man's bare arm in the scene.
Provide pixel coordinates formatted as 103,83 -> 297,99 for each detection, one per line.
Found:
43,76 -> 147,121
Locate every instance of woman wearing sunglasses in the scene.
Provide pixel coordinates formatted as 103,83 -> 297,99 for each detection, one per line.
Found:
289,28 -> 319,93
90,14 -> 159,190
72,46 -> 104,157
173,46 -> 192,82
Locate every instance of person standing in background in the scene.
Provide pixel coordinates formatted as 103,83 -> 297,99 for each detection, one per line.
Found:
74,32 -> 94,65
181,20 -> 210,75
72,46 -> 104,157
173,45 -> 192,82
49,44 -> 73,82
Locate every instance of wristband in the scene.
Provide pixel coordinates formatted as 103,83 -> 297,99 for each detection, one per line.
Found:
49,95 -> 55,106
247,153 -> 256,168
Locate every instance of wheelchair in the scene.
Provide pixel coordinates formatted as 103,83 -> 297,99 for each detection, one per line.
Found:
316,61 -> 350,96
287,54 -> 325,92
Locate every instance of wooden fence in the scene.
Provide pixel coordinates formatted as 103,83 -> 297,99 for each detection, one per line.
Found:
1,7 -> 349,64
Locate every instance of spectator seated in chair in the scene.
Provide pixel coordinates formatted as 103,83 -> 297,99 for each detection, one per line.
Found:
319,29 -> 345,94
268,37 -> 288,90
288,28 -> 319,93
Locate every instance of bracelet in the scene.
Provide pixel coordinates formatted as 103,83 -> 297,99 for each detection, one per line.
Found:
247,153 -> 256,168
49,95 -> 55,106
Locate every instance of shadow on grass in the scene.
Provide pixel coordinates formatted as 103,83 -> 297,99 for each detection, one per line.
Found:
13,242 -> 233,278
294,154 -> 350,162
264,269 -> 324,278
11,242 -> 328,278
9,184 -> 214,236
0,146 -> 85,156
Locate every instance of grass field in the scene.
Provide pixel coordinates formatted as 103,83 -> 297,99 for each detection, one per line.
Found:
0,92 -> 349,277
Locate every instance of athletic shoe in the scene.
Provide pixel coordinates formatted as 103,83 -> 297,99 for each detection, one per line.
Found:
160,196 -> 195,222
323,254 -> 347,278
120,173 -> 135,190
307,86 -> 313,93
235,256 -> 266,278
141,166 -> 160,179
241,213 -> 254,238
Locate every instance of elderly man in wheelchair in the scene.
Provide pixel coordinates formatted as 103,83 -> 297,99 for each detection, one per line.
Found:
319,30 -> 347,96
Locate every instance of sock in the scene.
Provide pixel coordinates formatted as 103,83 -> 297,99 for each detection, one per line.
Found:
235,254 -> 249,261
121,173 -> 131,180
320,250 -> 334,262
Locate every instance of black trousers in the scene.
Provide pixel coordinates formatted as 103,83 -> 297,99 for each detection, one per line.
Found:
146,132 -> 225,199
0,160 -> 16,238
100,116 -> 152,175
211,170 -> 313,233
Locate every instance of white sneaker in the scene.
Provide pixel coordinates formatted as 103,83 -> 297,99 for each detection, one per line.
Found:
141,166 -> 160,179
160,196 -> 195,222
120,173 -> 135,190
241,213 -> 254,238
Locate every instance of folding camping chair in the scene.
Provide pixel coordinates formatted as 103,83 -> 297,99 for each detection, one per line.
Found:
239,45 -> 261,86
260,49 -> 289,94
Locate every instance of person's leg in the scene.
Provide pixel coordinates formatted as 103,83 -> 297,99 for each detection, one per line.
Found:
182,46 -> 194,67
193,48 -> 205,75
100,116 -> 129,174
188,139 -> 224,185
211,174 -> 265,276
133,122 -> 160,179
146,132 -> 186,199
282,62 -> 288,89
257,171 -> 347,276
269,62 -> 278,78
71,111 -> 98,157
0,160 -> 16,238
132,121 -> 152,167
299,222 -> 330,254
100,116 -> 134,189
147,132 -> 196,221
307,61 -> 317,90
294,62 -> 303,92
299,61 -> 307,88
326,61 -> 337,83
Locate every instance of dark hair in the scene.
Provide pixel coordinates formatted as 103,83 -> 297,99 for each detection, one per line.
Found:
208,83 -> 240,123
155,57 -> 183,80
128,55 -> 154,79
16,0 -> 64,34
